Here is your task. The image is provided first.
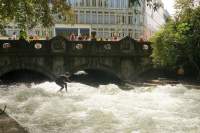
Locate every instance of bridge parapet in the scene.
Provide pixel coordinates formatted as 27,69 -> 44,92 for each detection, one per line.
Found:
0,36 -> 152,80
0,36 -> 151,56
0,40 -> 51,55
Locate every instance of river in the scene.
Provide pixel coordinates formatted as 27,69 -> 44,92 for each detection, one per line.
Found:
0,82 -> 200,133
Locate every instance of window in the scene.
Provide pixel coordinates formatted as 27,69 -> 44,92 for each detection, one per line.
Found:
79,11 -> 85,24
75,14 -> 78,23
55,28 -> 78,36
92,0 -> 96,6
104,0 -> 108,7
104,32 -> 110,39
128,16 -> 133,24
135,30 -> 141,39
122,16 -> 126,24
92,11 -> 97,24
116,0 -> 120,8
98,0 -> 103,7
134,16 -> 137,24
116,16 -> 121,24
80,28 -> 90,36
86,0 -> 90,6
128,29 -> 133,37
86,11 -> 91,23
98,28 -> 103,38
75,0 -> 79,6
98,12 -> 103,24
80,0 -> 84,6
128,0 -> 133,8
110,0 -> 115,8
111,28 -> 115,37
92,28 -> 97,31
104,12 -> 109,24
68,0 -> 76,7
110,15 -> 115,24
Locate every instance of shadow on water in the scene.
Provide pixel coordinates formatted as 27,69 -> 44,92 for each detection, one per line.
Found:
70,69 -> 123,87
0,69 -> 51,85
0,69 -> 123,88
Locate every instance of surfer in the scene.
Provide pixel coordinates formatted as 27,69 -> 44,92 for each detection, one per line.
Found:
55,72 -> 71,92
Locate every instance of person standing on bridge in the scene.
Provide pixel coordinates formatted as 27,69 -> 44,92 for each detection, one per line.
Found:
12,32 -> 17,40
55,72 -> 71,92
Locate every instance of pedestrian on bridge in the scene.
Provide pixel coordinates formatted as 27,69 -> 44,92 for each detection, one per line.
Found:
55,72 -> 71,92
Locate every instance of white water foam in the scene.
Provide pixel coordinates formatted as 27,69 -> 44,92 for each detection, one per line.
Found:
0,82 -> 200,133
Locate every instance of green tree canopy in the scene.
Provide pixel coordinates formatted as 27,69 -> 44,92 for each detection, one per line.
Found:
0,0 -> 72,30
151,0 -> 200,78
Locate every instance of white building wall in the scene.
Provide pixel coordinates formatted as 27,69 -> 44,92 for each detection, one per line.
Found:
193,0 -> 200,7
67,0 -> 142,40
67,0 -> 167,40
143,0 -> 168,40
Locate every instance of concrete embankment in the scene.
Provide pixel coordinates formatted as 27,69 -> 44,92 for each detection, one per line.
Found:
0,108 -> 28,133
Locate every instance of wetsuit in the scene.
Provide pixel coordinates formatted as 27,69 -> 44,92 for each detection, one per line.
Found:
55,75 -> 71,92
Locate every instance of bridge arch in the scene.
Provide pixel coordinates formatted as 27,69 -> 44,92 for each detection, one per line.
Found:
0,64 -> 55,81
70,64 -> 122,80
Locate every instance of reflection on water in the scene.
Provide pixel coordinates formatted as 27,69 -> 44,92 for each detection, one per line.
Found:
0,82 -> 200,133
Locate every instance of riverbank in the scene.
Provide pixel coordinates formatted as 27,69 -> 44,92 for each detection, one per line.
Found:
0,108 -> 28,133
123,68 -> 200,90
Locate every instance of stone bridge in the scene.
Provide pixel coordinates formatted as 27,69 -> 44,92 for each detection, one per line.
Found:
0,36 -> 152,81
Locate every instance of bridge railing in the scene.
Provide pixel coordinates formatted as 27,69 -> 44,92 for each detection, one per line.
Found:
67,41 -> 121,54
66,41 -> 151,56
0,36 -> 151,56
0,40 -> 51,54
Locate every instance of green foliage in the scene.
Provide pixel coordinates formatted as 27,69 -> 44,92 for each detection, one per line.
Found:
151,20 -> 178,67
19,30 -> 27,40
0,0 -> 72,30
151,4 -> 200,77
175,0 -> 193,16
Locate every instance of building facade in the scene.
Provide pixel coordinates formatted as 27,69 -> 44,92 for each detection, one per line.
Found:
193,0 -> 200,7
66,0 -> 144,40
3,0 -> 168,40
143,0 -> 169,40
65,0 -> 168,40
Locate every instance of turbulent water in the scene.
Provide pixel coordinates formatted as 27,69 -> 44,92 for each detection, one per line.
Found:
0,82 -> 200,133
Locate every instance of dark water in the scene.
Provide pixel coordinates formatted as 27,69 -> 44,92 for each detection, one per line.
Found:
0,69 -> 50,84
0,69 -> 122,86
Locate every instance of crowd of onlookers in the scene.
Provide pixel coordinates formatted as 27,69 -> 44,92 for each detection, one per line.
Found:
2,32 -> 120,41
66,33 -> 119,41
5,31 -> 42,41
66,33 -> 90,41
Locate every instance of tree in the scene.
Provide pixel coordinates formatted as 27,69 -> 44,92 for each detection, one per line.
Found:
150,19 -> 178,68
151,2 -> 200,78
130,0 -> 162,11
0,0 -> 72,31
